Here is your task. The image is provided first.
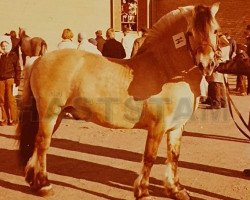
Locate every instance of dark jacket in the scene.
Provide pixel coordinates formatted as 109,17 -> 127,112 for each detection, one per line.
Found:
11,37 -> 20,57
0,52 -> 21,85
102,39 -> 126,59
95,36 -> 106,53
131,36 -> 147,57
216,53 -> 250,76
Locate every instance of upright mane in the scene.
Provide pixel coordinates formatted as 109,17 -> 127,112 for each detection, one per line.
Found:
135,6 -> 193,55
135,4 -> 219,56
192,5 -> 214,40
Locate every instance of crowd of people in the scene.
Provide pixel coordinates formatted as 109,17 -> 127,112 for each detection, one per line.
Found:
200,25 -> 250,109
56,26 -> 148,59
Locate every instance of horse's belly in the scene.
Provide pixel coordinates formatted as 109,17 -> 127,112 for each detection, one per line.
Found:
73,96 -> 144,129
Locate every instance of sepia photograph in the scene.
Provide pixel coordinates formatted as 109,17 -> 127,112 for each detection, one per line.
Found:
0,0 -> 249,199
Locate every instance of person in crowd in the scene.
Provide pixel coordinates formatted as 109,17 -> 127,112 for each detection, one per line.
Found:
215,40 -> 250,177
102,28 -> 126,59
5,30 -> 20,57
0,40 -> 21,126
225,33 -> 237,59
88,38 -> 97,46
131,27 -> 149,57
205,33 -> 230,109
225,32 -> 246,95
95,30 -> 106,53
121,26 -> 135,59
77,32 -> 101,55
57,28 -> 77,49
235,44 -> 247,95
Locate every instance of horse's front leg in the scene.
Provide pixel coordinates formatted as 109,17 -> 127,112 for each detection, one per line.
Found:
134,123 -> 164,200
164,127 -> 190,200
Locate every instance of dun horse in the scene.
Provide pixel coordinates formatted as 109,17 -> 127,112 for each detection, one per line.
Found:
18,27 -> 47,65
18,3 -> 220,200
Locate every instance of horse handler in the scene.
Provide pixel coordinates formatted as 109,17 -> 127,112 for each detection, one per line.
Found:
216,50 -> 250,177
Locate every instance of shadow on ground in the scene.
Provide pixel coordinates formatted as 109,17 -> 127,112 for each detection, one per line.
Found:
0,130 -> 248,199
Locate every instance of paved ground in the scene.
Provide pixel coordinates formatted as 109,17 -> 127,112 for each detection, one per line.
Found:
0,88 -> 250,200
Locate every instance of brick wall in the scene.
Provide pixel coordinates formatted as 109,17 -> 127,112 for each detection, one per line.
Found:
151,0 -> 250,44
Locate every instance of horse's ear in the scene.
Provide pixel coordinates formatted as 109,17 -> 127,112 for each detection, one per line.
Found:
211,2 -> 220,17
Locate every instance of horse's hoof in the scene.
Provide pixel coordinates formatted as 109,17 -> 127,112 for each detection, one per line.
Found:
25,168 -> 35,185
174,189 -> 191,200
36,184 -> 54,197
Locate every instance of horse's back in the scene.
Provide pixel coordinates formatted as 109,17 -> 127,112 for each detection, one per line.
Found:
21,36 -> 47,56
30,49 -> 88,93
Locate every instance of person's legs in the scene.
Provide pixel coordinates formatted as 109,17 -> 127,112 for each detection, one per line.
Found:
5,78 -> 18,124
236,75 -> 247,95
0,80 -> 7,125
241,76 -> 247,95
236,75 -> 241,91
220,83 -> 227,108
209,82 -> 221,109
205,82 -> 213,105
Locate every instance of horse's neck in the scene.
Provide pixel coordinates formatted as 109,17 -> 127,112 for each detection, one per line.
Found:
126,8 -> 202,99
135,9 -> 195,78
126,54 -> 201,100
129,51 -> 199,82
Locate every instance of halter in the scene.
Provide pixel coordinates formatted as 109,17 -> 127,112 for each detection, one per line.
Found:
185,31 -> 220,65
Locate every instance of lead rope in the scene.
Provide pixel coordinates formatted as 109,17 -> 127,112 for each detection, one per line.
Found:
223,74 -> 250,140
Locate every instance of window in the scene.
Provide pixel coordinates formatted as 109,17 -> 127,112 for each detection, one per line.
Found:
121,0 -> 138,31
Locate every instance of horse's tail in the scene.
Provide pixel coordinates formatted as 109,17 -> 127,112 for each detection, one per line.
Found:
40,40 -> 47,56
17,59 -> 39,167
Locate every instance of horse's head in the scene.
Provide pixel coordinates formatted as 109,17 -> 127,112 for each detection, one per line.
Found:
185,3 -> 220,76
19,27 -> 27,39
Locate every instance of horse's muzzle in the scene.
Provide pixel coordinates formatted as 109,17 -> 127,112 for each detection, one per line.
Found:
198,61 -> 216,75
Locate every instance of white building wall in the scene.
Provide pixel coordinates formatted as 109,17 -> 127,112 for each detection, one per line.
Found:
0,0 -> 111,50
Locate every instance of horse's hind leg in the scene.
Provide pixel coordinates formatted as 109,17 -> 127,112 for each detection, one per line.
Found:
25,111 -> 63,196
164,127 -> 190,200
134,123 -> 164,199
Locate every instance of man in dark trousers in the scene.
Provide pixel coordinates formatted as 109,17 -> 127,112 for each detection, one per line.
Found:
102,28 -> 126,59
0,40 -> 21,126
131,27 -> 149,57
216,29 -> 250,176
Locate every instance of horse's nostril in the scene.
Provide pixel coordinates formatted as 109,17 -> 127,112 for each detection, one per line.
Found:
198,62 -> 204,70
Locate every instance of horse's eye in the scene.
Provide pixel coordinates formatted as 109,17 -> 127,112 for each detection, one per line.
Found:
214,30 -> 218,34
